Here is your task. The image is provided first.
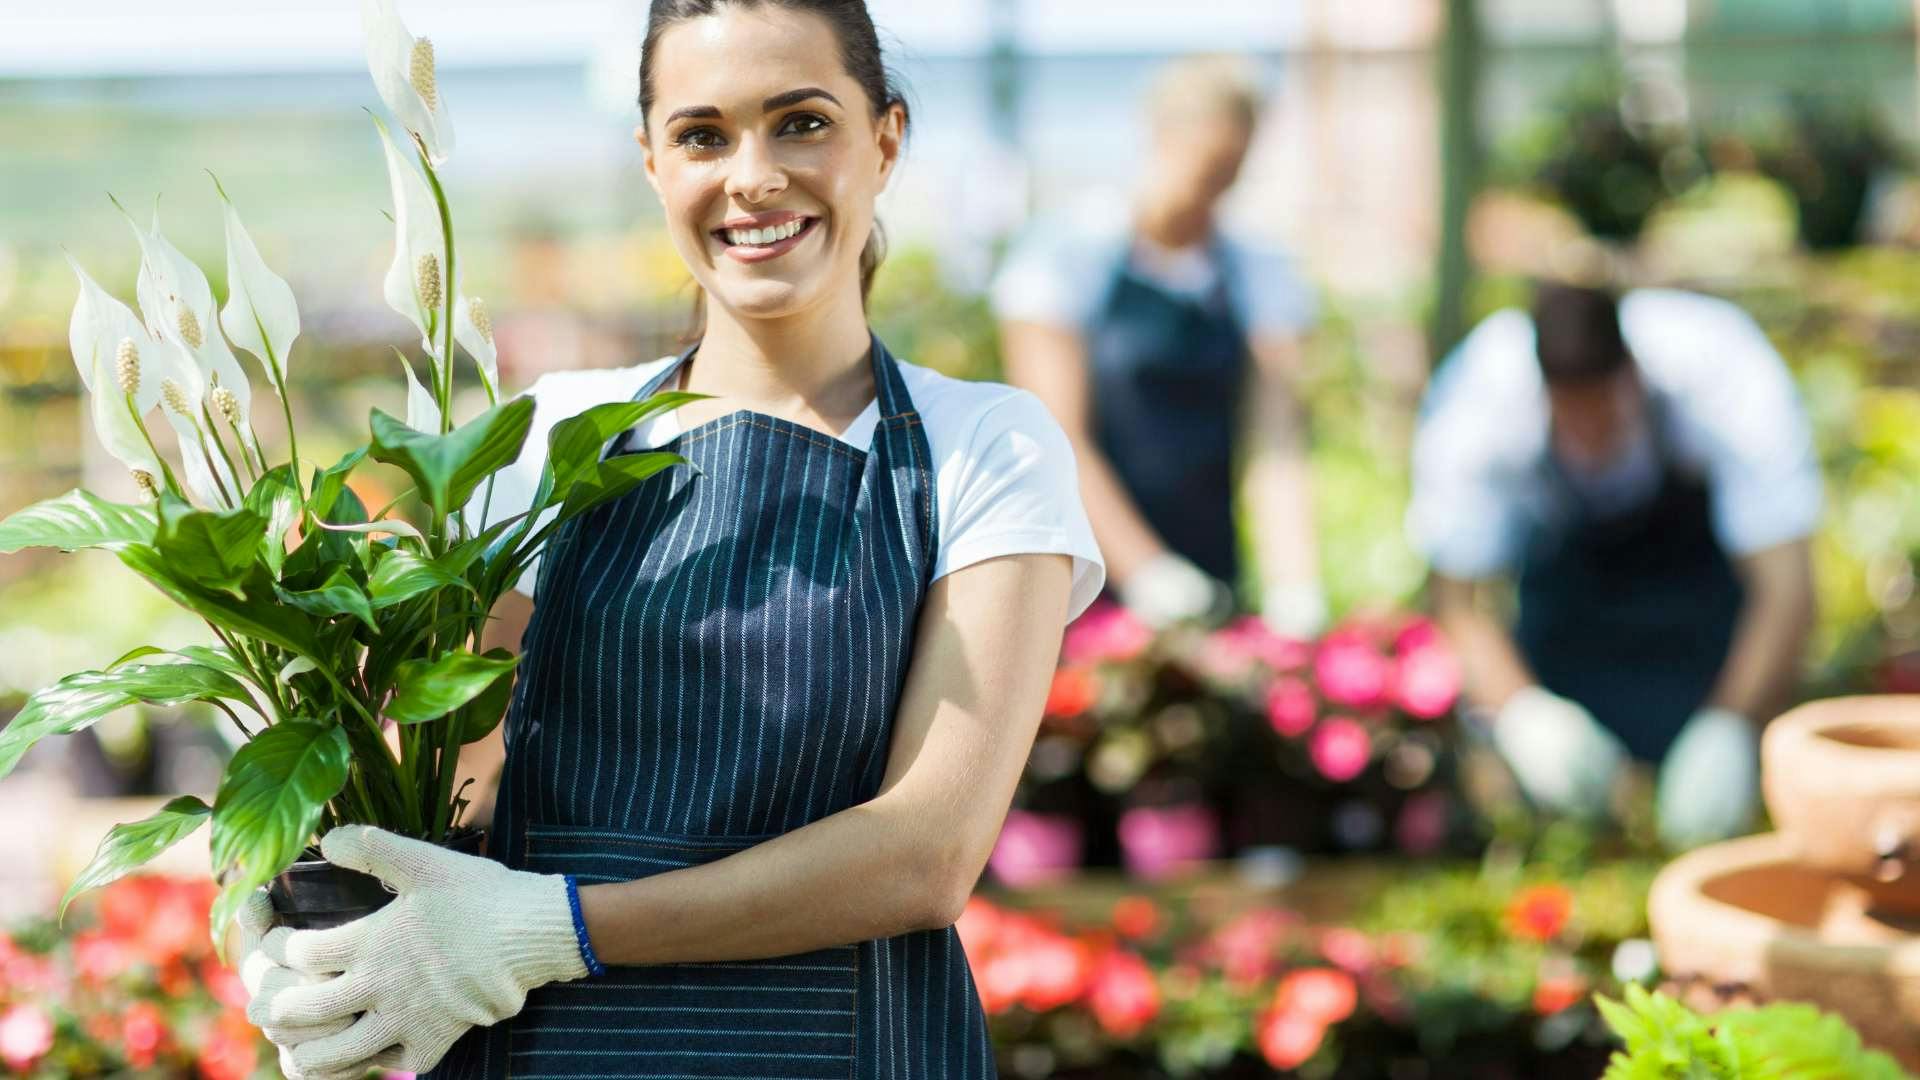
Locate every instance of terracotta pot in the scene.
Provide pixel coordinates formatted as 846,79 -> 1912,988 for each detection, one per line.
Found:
267,826 -> 486,931
1763,695 -> 1920,913
1648,832 -> 1920,1069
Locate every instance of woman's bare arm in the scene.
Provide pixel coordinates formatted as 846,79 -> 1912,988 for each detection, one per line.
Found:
577,551 -> 1072,964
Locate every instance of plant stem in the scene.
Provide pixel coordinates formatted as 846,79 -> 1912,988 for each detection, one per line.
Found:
124,394 -> 184,498
416,136 -> 457,438
209,626 -> 286,724
208,698 -> 256,741
201,404 -> 249,493
263,335 -> 307,515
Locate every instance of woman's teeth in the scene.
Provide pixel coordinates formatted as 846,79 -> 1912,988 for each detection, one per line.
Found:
724,219 -> 806,247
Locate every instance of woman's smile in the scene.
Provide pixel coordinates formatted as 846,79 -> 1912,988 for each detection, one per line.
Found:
712,211 -> 822,263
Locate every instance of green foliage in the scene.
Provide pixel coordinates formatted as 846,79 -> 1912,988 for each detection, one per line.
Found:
1598,984 -> 1912,1080
0,661 -> 250,780
368,396 -> 535,518
0,488 -> 158,553
57,796 -> 212,925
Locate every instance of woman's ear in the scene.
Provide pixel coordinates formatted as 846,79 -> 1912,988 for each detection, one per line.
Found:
874,103 -> 906,188
637,123 -> 665,202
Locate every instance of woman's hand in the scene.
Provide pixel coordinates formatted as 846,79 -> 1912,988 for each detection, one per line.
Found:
237,889 -> 354,1080
248,824 -> 593,1077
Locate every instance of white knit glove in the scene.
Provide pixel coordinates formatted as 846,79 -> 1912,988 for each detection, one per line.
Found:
1491,686 -> 1627,819
1120,552 -> 1231,629
236,888 -> 356,1080
1260,580 -> 1329,639
250,824 -> 591,1078
1657,707 -> 1760,850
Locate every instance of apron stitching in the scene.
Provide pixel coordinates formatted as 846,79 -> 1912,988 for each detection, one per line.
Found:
674,414 -> 871,463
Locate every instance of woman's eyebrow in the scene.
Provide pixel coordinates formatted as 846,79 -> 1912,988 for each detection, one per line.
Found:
665,104 -> 723,125
763,87 -> 841,111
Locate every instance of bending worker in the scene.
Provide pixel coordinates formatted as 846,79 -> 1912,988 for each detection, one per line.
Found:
1409,281 -> 1819,848
992,54 -> 1324,634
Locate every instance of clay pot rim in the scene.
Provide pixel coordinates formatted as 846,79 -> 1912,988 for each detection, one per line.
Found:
1764,695 -> 1920,781
1649,832 -> 1920,975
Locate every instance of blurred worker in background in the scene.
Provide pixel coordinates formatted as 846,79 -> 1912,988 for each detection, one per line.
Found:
992,54 -> 1324,635
1409,281 -> 1819,848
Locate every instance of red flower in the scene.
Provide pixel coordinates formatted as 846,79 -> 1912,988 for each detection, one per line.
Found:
1209,910 -> 1292,986
122,1000 -> 169,1069
1062,601 -> 1152,665
1533,974 -> 1588,1015
156,958 -> 196,999
1393,643 -> 1461,720
1044,667 -> 1099,719
71,928 -> 132,985
1313,628 -> 1393,709
1087,949 -> 1160,1038
1110,896 -> 1161,940
1264,677 -> 1318,738
1507,883 -> 1575,943
1019,932 -> 1092,1012
956,897 -> 1004,960
1317,928 -> 1375,975
199,956 -> 249,1010
1309,717 -> 1372,783
1258,1009 -> 1325,1071
0,1004 -> 55,1073
195,1009 -> 260,1080
1273,967 -> 1358,1025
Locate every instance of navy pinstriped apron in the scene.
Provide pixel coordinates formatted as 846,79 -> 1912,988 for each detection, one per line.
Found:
425,332 -> 997,1079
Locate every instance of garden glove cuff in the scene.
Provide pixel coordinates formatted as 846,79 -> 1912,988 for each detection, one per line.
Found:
253,824 -> 590,1078
1121,552 -> 1231,629
1492,686 -> 1627,819
1260,580 -> 1329,639
1657,707 -> 1760,850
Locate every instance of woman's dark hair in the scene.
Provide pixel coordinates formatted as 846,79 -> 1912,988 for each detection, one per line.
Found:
1529,280 -> 1630,385
639,0 -> 908,323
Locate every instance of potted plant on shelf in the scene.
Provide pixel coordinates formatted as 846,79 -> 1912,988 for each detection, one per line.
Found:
0,0 -> 692,951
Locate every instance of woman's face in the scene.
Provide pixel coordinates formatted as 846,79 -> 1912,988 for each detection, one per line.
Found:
639,6 -> 904,323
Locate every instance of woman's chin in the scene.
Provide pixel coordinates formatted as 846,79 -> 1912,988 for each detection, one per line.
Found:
710,277 -> 818,322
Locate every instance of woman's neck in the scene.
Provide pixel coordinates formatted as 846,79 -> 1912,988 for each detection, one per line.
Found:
683,284 -> 877,430
1134,191 -> 1211,252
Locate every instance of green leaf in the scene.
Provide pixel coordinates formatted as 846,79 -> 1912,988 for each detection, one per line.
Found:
369,396 -> 535,518
153,492 -> 268,596
207,720 -> 351,950
106,645 -> 169,669
277,567 -> 378,634
0,489 -> 157,553
459,647 -> 517,743
386,649 -> 519,726
0,662 -> 250,780
309,444 -> 369,520
119,546 -> 324,658
245,464 -> 302,577
58,796 -> 211,925
557,451 -> 687,523
369,547 -> 471,609
535,392 -> 704,510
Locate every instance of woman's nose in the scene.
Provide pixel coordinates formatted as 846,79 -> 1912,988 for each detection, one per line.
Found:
724,133 -> 787,205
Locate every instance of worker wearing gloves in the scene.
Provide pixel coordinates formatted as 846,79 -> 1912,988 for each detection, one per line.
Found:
1408,281 -> 1820,848
992,55 -> 1325,635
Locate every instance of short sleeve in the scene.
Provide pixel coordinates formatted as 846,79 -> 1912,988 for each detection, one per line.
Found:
1227,241 -> 1318,339
988,219 -> 1114,332
1405,311 -> 1540,580
1635,293 -> 1823,555
930,389 -> 1106,621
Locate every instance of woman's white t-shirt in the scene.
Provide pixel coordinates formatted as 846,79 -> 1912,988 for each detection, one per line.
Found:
465,354 -> 1106,621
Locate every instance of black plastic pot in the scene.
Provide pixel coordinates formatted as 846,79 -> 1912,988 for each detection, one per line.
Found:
267,826 -> 486,931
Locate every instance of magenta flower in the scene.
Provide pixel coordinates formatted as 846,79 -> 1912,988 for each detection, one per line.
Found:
1313,629 -> 1393,710
1265,676 -> 1318,738
1117,802 -> 1219,881
1310,717 -> 1373,783
1393,644 -> 1461,720
1212,617 -> 1312,672
1062,600 -> 1153,665
987,810 -> 1084,888
1395,790 -> 1451,855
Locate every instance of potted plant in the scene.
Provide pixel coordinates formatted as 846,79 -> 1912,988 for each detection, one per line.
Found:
0,0 -> 692,951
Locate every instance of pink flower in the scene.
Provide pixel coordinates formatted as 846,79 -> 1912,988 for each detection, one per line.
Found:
1394,644 -> 1461,720
71,928 -> 132,984
1209,910 -> 1293,986
122,1000 -> 168,1068
1258,1009 -> 1325,1070
1310,717 -> 1373,783
1209,618 -> 1312,674
1265,677 -> 1318,738
1395,791 -> 1451,856
195,1010 -> 259,1080
1393,617 -> 1443,655
0,1004 -> 54,1073
988,811 -> 1084,888
1313,628 -> 1394,709
1273,967 -> 1359,1025
955,897 -> 1004,959
1088,949 -> 1161,1037
1117,803 -> 1219,881
1318,928 -> 1376,975
1062,601 -> 1153,665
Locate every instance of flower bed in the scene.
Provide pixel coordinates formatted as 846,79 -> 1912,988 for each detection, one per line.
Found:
995,606 -> 1471,886
970,856 -> 1662,1078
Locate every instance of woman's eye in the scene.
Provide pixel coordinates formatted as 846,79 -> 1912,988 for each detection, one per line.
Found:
674,127 -> 725,150
779,113 -> 831,137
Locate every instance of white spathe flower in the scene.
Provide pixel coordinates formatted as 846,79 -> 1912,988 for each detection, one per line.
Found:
453,292 -> 497,398
362,0 -> 454,164
65,255 -> 163,479
396,352 -> 441,434
212,175 -> 301,394
374,114 -> 449,361
117,199 -> 256,432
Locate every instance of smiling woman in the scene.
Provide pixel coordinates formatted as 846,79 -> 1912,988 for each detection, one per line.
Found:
239,2 -> 1105,1079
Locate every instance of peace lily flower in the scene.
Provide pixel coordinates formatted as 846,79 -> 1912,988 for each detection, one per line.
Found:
397,352 -> 441,434
211,173 -> 301,395
455,293 -> 498,399
362,0 -> 453,164
374,114 -> 449,358
66,255 -> 169,492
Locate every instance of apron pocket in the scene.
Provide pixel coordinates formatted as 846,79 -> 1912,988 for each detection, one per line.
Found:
509,823 -> 857,1080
